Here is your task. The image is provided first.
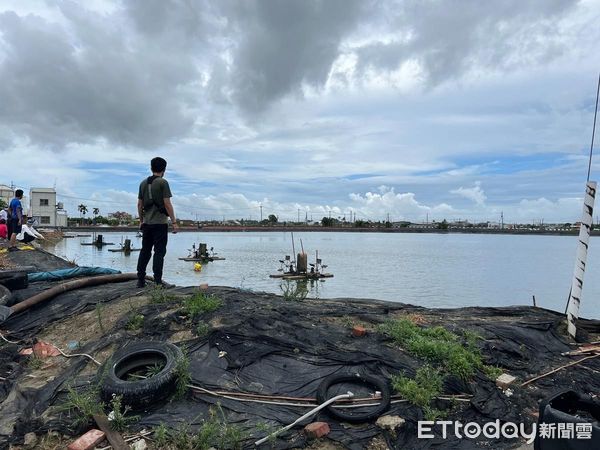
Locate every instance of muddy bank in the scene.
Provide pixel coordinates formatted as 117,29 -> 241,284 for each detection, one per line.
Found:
0,248 -> 599,449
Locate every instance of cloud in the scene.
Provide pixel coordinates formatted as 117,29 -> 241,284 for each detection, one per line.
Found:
451,181 -> 487,206
0,5 -> 200,148
352,0 -> 578,86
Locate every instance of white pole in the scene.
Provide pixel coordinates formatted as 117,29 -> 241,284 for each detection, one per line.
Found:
254,392 -> 353,446
566,181 -> 597,339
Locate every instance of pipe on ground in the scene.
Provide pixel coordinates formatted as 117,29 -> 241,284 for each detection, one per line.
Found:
10,273 -> 139,315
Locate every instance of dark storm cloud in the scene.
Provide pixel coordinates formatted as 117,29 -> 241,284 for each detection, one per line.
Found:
355,0 -> 577,84
0,4 -> 200,148
0,0 -> 586,150
219,0 -> 369,113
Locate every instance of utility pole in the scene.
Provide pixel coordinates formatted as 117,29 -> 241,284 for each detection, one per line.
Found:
297,208 -> 300,223
426,212 -> 429,224
260,204 -> 263,222
501,211 -> 504,229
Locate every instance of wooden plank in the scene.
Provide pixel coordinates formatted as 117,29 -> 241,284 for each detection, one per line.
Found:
92,414 -> 129,450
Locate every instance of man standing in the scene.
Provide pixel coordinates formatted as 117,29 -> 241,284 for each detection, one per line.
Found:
136,157 -> 178,287
7,189 -> 24,252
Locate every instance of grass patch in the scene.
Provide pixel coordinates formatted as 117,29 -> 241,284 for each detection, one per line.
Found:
151,405 -> 246,449
28,356 -> 44,370
196,322 -> 210,338
183,293 -> 222,317
149,286 -> 179,304
108,394 -> 138,432
379,319 -> 484,380
126,313 -> 144,331
392,365 -> 444,420
483,365 -> 504,379
174,352 -> 191,400
62,385 -> 104,427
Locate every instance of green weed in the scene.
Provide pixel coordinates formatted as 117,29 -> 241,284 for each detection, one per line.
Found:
379,319 -> 482,380
150,406 -> 247,449
126,313 -> 144,331
62,385 -> 104,427
174,353 -> 191,400
196,322 -> 210,338
108,394 -> 138,432
183,293 -> 222,317
145,362 -> 165,377
28,356 -> 44,370
483,365 -> 504,379
149,286 -> 178,304
392,365 -> 442,409
153,423 -> 169,448
95,302 -> 105,334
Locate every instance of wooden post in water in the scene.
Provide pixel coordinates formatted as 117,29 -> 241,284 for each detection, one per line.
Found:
566,181 -> 597,339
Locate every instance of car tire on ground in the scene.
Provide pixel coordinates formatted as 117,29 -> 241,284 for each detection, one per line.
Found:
316,373 -> 391,423
99,341 -> 183,409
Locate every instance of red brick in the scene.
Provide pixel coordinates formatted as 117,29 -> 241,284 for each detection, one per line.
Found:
304,422 -> 330,439
67,429 -> 105,450
352,325 -> 367,337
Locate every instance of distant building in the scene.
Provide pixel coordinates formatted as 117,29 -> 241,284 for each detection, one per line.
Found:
29,188 -> 68,227
1,184 -> 28,214
0,184 -> 13,205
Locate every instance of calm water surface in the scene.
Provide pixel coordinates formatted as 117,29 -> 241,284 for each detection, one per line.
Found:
42,231 -> 600,318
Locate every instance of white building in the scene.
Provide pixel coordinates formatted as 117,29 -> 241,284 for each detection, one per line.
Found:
1,184 -> 28,215
0,184 -> 13,205
29,188 -> 68,228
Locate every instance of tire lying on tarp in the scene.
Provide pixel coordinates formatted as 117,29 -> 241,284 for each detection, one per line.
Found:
316,373 -> 391,423
99,341 -> 183,409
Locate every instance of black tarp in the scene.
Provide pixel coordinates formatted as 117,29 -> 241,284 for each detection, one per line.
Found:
1,250 -> 599,449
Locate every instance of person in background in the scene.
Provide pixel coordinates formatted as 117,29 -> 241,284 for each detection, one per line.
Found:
17,218 -> 44,244
0,208 -> 7,223
136,157 -> 178,287
0,219 -> 7,240
7,189 -> 24,252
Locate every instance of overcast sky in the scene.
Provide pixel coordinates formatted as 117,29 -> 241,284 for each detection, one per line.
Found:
1,0 -> 599,223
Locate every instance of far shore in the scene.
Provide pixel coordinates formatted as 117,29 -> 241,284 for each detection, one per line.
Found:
56,225 -> 596,236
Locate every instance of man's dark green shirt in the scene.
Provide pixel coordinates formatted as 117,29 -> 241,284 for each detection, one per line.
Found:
138,177 -> 172,225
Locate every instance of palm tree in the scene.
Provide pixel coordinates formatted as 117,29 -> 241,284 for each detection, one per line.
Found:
78,204 -> 88,224
93,207 -> 99,218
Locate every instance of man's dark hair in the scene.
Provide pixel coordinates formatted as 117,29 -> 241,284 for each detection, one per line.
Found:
15,189 -> 23,198
151,157 -> 167,173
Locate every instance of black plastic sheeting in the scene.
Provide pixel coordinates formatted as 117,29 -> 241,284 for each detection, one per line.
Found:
1,250 -> 599,449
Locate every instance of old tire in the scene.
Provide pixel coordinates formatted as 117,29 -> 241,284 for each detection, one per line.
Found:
100,341 -> 183,409
316,373 -> 391,423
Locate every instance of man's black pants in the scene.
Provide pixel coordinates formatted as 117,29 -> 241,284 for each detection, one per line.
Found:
137,224 -> 168,283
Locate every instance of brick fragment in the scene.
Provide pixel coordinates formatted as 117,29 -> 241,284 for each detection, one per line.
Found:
496,373 -> 517,389
304,422 -> 330,439
352,325 -> 367,337
67,429 -> 105,450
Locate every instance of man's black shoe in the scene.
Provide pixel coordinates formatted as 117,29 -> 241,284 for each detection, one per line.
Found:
136,279 -> 146,288
7,247 -> 19,252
